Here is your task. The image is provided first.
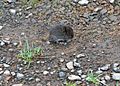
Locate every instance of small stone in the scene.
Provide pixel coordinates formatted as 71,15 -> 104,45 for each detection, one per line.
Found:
16,73 -> 24,80
43,71 -> 49,75
21,32 -> 25,36
100,64 -> 110,71
76,54 -> 85,58
36,83 -> 42,86
11,72 -> 16,76
37,61 -> 40,64
81,75 -> 86,79
3,63 -> 10,68
0,26 -> 3,30
68,75 -> 81,81
78,0 -> 89,5
112,73 -> 120,80
13,42 -> 18,46
100,80 -> 106,85
59,58 -> 64,63
66,61 -> 74,70
25,13 -> 33,18
109,15 -> 117,22
94,7 -> 102,12
4,70 -> 11,75
100,9 -> 107,15
12,84 -> 23,86
46,41 -> 50,45
7,0 -> 15,3
36,78 -> 40,82
9,9 -> 16,15
73,0 -> 79,3
104,75 -> 111,81
74,62 -> 81,68
8,48 -> 14,52
61,52 -> 65,55
109,0 -> 115,3
0,71 -> 4,74
58,71 -> 66,79
0,41 -> 5,46
77,70 -> 82,75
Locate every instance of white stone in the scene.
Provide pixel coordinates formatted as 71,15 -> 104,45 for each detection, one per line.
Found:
11,72 -> 16,76
109,0 -> 115,3
43,71 -> 49,75
4,70 -> 11,75
0,26 -> 3,30
36,78 -> 40,82
100,64 -> 110,71
112,73 -> 120,80
16,73 -> 24,79
76,54 -> 85,58
66,61 -> 74,70
9,9 -> 16,14
78,0 -> 89,5
68,75 -> 81,81
77,70 -> 82,75
0,41 -> 5,46
104,75 -> 111,81
3,63 -> 10,68
12,84 -> 23,86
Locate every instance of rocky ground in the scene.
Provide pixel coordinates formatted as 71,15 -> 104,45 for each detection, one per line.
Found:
0,0 -> 120,86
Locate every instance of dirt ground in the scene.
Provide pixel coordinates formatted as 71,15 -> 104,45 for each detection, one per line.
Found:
0,0 -> 120,86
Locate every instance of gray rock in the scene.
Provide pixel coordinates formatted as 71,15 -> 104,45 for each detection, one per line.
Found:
0,26 -> 3,30
0,41 -> 5,46
109,0 -> 115,3
66,61 -> 74,70
78,0 -> 89,5
43,71 -> 49,75
4,70 -> 11,75
68,75 -> 81,81
100,9 -> 107,15
112,73 -> 120,80
76,53 -> 85,58
3,63 -> 10,68
12,84 -> 23,86
113,63 -> 120,73
9,9 -> 16,15
36,78 -> 40,82
77,70 -> 82,75
100,64 -> 110,71
104,75 -> 111,81
109,15 -> 117,22
74,62 -> 81,68
58,71 -> 66,79
73,0 -> 79,3
11,72 -> 16,76
16,73 -> 24,80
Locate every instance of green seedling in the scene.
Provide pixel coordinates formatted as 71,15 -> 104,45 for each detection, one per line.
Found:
66,81 -> 76,86
86,70 -> 100,86
17,39 -> 42,68
20,0 -> 40,7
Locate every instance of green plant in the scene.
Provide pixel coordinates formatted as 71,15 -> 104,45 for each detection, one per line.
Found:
86,70 -> 100,86
20,0 -> 40,7
66,81 -> 76,86
17,38 -> 42,68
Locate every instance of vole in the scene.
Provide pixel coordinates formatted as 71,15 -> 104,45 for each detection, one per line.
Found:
49,24 -> 74,44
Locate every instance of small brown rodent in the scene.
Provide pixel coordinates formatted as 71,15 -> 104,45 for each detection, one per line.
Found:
49,24 -> 74,44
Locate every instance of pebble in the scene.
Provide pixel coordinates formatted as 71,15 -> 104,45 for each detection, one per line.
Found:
58,71 -> 66,79
78,0 -> 89,5
12,84 -> 23,86
109,15 -> 117,22
7,0 -> 16,3
76,54 -> 85,58
43,71 -> 49,75
112,73 -> 120,80
68,75 -> 81,81
73,0 -> 79,3
36,78 -> 40,82
3,63 -> 10,68
11,72 -> 15,76
66,61 -> 74,70
0,41 -> 5,46
74,62 -> 81,68
77,70 -> 82,75
0,26 -> 3,30
113,63 -> 120,73
109,0 -> 115,3
104,75 -> 111,81
100,64 -> 110,71
13,42 -> 18,46
100,9 -> 107,15
4,70 -> 11,75
9,9 -> 16,15
16,73 -> 24,80
59,58 -> 64,63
